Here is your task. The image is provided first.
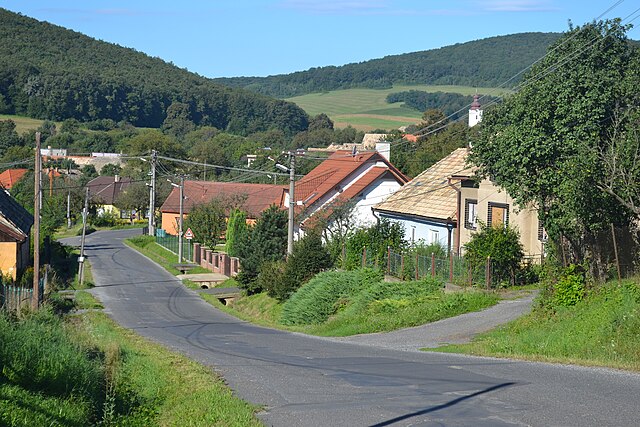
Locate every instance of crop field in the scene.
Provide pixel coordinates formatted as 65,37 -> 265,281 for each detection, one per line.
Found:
286,85 -> 510,131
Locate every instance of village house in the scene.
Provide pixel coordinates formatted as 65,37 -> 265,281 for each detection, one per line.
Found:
86,175 -> 133,219
0,188 -> 34,279
292,147 -> 408,237
160,181 -> 286,235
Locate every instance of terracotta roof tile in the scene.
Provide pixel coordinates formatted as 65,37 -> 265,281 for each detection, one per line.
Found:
160,181 -> 285,218
0,169 -> 28,190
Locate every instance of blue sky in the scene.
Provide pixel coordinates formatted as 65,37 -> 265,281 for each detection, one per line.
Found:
2,1 -> 638,78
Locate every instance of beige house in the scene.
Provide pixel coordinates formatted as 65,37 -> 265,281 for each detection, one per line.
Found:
374,147 -> 545,259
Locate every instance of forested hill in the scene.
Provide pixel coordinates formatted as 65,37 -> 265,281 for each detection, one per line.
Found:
214,33 -> 561,98
0,9 -> 308,135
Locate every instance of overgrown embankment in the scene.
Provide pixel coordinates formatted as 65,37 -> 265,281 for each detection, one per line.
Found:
434,278 -> 640,371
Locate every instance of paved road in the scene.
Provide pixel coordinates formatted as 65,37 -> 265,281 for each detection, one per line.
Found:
333,294 -> 537,351
62,229 -> 640,427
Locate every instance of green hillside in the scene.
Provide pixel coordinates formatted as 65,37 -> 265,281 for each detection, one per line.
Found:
287,85 -> 510,131
0,8 -> 308,135
215,33 -> 561,98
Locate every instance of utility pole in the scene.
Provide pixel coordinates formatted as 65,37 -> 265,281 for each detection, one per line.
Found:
178,175 -> 184,263
67,190 -> 71,228
79,187 -> 89,287
287,152 -> 296,255
148,150 -> 157,236
32,132 -> 41,310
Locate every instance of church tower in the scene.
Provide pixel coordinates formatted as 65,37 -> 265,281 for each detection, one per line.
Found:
468,94 -> 483,127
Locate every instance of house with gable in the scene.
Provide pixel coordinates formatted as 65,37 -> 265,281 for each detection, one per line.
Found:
0,188 -> 34,279
86,175 -> 133,219
291,149 -> 409,237
160,181 -> 286,235
373,147 -> 544,258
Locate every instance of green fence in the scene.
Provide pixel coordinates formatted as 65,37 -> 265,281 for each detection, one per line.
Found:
155,235 -> 194,262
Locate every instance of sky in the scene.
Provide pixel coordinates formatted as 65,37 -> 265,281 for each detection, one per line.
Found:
2,1 -> 638,78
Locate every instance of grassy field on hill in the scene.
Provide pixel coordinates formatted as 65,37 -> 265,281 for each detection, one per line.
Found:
0,114 -> 59,134
286,85 -> 511,131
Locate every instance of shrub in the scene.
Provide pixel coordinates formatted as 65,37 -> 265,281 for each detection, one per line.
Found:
225,209 -> 247,257
552,264 -> 586,307
91,211 -> 118,227
269,232 -> 332,301
280,269 -> 383,325
345,219 -> 406,270
255,261 -> 286,297
128,235 -> 155,248
464,223 -> 524,287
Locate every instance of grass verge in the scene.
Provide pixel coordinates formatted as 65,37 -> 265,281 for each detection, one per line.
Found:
124,236 -> 209,276
431,279 -> 640,371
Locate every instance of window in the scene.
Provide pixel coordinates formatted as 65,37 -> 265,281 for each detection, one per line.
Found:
487,202 -> 509,227
430,229 -> 440,245
538,219 -> 548,242
464,199 -> 478,229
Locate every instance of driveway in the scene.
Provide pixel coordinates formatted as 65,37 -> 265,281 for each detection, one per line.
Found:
61,229 -> 640,427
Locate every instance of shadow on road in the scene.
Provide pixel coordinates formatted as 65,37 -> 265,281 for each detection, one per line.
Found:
369,382 -> 515,427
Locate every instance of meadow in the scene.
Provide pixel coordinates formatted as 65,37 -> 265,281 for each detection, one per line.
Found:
286,84 -> 511,131
0,114 -> 59,134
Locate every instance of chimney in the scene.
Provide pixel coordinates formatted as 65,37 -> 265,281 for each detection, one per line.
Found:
376,142 -> 390,161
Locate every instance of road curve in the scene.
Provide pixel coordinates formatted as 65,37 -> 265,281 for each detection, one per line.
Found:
61,229 -> 640,427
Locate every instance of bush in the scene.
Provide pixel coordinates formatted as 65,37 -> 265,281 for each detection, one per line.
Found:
128,235 -> 155,248
255,261 -> 286,297
280,269 -> 383,325
464,223 -> 524,287
91,211 -> 118,227
552,264 -> 586,307
269,232 -> 332,301
344,219 -> 405,270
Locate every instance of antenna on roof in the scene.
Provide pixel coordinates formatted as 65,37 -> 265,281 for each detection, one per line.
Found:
351,145 -> 357,157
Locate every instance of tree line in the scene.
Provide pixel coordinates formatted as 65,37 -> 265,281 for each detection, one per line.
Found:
214,33 -> 561,98
0,9 -> 308,136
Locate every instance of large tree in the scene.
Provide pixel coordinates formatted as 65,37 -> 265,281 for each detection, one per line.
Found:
470,19 -> 638,274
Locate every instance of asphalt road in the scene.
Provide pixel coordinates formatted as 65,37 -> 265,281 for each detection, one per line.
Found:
61,229 -> 640,427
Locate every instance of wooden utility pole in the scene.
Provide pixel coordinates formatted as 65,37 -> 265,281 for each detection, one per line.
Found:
177,175 -> 184,263
32,132 -> 41,310
611,223 -> 621,282
148,150 -> 157,236
287,152 -> 296,255
79,187 -> 89,287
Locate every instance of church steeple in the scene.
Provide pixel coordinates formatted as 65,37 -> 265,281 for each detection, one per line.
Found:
468,94 -> 483,127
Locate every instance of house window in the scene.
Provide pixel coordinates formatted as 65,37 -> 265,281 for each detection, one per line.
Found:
430,229 -> 440,245
538,219 -> 548,242
464,199 -> 478,230
120,209 -> 130,219
487,202 -> 509,227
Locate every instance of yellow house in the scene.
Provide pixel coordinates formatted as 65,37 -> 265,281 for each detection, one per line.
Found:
0,188 -> 33,280
86,175 -> 133,219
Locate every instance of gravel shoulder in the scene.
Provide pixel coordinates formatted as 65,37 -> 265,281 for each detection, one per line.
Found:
331,292 -> 536,351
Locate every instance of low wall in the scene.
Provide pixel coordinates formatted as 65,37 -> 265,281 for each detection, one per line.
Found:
194,243 -> 240,277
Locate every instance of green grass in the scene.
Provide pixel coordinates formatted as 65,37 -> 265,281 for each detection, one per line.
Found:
75,311 -> 263,426
0,114 -> 62,135
125,236 -> 209,276
286,84 -> 511,131
432,279 -> 640,371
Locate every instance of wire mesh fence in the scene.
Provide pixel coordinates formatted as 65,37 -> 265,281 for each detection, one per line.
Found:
346,246 -> 493,287
155,235 -> 194,262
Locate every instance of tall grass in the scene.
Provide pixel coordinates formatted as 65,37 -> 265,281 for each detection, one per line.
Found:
435,280 -> 640,370
280,268 -> 383,325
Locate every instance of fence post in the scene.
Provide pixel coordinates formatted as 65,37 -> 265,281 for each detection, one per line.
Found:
342,242 -> 346,269
431,253 -> 435,277
468,262 -> 472,287
485,256 -> 491,289
362,247 -> 366,268
387,246 -> 391,275
449,252 -> 454,283
400,254 -> 404,278
415,252 -> 419,280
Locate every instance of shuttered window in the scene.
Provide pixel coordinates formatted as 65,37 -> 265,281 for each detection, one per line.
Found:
488,202 -> 509,227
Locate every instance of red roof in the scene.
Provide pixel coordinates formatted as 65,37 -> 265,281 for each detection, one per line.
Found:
0,169 -> 28,190
294,150 -> 408,210
160,180 -> 286,219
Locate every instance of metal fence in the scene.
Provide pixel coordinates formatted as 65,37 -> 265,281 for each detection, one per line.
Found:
349,246 -> 493,287
155,234 -> 194,262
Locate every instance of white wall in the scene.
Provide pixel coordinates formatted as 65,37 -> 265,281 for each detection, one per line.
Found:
352,178 -> 402,227
377,212 -> 453,250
